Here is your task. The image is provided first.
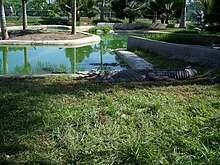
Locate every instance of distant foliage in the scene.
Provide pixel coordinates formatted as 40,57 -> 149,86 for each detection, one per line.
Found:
200,0 -> 220,32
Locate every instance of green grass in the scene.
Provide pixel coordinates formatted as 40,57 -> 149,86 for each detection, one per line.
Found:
6,17 -> 62,26
0,76 -> 219,164
158,28 -> 201,34
143,33 -> 199,45
133,50 -> 207,71
142,32 -> 220,45
158,28 -> 220,36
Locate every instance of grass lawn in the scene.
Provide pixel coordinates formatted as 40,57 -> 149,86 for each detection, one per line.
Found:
0,76 -> 219,164
0,32 -> 220,163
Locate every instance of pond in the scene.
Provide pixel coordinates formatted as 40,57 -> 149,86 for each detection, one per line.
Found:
0,34 -> 142,75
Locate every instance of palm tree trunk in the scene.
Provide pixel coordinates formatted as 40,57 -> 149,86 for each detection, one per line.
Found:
22,0 -> 27,30
71,0 -> 76,35
0,0 -> 9,40
179,0 -> 186,28
100,0 -> 105,21
152,11 -> 157,23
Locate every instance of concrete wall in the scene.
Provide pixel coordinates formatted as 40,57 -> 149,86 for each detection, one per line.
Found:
127,36 -> 220,67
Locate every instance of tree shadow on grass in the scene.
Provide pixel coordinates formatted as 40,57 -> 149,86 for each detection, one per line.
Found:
0,77 -> 219,163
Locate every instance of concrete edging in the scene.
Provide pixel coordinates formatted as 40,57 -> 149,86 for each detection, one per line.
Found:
115,50 -> 153,70
0,25 -> 100,46
0,34 -> 101,46
127,36 -> 220,67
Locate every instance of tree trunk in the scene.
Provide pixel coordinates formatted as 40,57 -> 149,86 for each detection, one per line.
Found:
71,0 -> 76,35
3,47 -> 8,74
22,0 -> 27,30
77,10 -> 81,26
0,0 -> 9,40
179,1 -> 186,28
129,17 -> 132,23
152,11 -> 157,23
100,0 -> 105,21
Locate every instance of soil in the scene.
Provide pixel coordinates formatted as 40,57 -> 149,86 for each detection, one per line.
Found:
8,30 -> 89,40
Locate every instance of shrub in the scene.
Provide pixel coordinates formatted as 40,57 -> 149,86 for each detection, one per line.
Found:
88,26 -> 113,34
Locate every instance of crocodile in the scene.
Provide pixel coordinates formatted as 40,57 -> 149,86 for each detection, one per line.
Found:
40,67 -> 67,74
76,67 -> 197,82
89,62 -> 126,67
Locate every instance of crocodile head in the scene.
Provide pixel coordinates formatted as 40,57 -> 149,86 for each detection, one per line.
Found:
185,68 -> 198,77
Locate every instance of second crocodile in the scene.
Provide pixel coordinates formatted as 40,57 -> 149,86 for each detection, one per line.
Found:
76,67 -> 197,82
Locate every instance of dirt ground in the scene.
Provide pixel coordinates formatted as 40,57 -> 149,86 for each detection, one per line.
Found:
8,30 -> 89,40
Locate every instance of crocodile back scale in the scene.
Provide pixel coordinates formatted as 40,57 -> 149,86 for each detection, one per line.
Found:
148,68 -> 197,80
76,67 -> 198,82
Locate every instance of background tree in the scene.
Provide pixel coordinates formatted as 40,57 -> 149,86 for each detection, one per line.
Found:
145,0 -> 181,24
83,0 -> 99,19
55,0 -> 83,23
99,0 -> 105,21
71,0 -> 76,35
179,0 -> 186,28
22,0 -> 27,30
123,1 -> 145,23
201,0 -> 220,32
0,0 -> 9,40
145,0 -> 160,23
111,0 -> 127,19
111,0 -> 145,21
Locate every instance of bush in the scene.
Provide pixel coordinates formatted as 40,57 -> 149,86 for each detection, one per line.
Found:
92,19 -> 123,25
205,25 -> 220,33
88,26 -> 113,34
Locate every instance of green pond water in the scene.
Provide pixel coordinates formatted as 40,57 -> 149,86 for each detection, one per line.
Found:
0,34 -> 142,75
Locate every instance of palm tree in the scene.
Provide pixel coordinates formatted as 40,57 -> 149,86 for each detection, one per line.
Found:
0,0 -> 9,40
100,0 -> 105,21
145,0 -> 159,24
124,1 -> 145,23
71,0 -> 76,35
22,0 -> 27,30
179,0 -> 186,28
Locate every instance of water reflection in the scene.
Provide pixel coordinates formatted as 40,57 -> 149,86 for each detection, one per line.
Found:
0,34 -> 138,75
3,47 -> 8,74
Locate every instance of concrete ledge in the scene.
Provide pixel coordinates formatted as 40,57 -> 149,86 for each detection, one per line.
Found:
115,50 -> 153,69
127,36 -> 220,67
